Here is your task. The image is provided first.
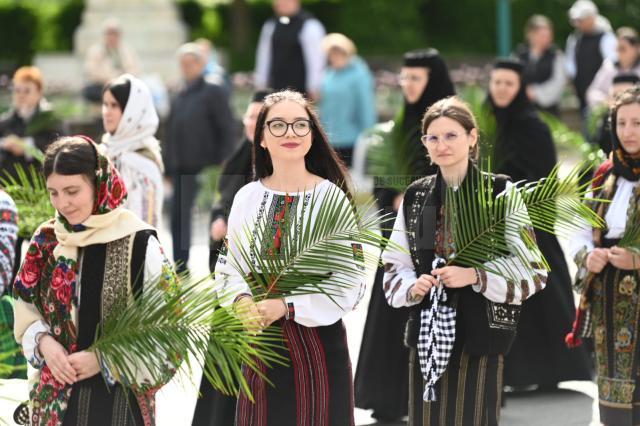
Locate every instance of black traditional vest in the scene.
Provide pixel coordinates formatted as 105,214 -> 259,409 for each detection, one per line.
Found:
574,31 -> 605,106
517,45 -> 556,86
517,45 -> 560,114
402,171 -> 521,356
269,11 -> 311,94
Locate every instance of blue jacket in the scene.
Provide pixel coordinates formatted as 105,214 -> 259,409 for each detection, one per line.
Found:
319,57 -> 376,148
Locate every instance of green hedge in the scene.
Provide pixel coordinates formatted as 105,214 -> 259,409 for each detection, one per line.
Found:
0,5 -> 38,68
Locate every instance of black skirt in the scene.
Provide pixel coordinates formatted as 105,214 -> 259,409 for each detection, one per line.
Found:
503,230 -> 594,387
62,375 -> 144,426
354,266 -> 410,420
409,346 -> 503,426
236,319 -> 354,426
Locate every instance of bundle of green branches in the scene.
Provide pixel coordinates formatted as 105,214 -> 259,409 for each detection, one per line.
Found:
0,164 -> 54,239
90,274 -> 285,399
444,163 -> 605,280
234,185 -> 390,303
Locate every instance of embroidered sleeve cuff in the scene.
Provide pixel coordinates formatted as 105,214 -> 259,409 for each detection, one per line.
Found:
97,351 -> 117,386
22,320 -> 50,369
471,268 -> 487,293
283,298 -> 295,321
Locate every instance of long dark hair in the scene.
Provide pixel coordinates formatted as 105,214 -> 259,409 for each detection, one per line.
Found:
253,90 -> 352,196
43,136 -> 98,187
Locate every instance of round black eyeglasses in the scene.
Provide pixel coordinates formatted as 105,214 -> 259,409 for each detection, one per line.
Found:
265,119 -> 313,137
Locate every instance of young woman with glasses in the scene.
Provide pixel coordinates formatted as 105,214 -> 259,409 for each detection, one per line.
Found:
213,90 -> 367,425
383,96 -> 546,425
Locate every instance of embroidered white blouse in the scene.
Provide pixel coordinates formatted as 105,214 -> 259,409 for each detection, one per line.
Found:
570,176 -> 639,258
214,179 -> 367,327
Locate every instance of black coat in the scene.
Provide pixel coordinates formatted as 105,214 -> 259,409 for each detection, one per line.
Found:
208,139 -> 253,271
0,106 -> 62,180
488,85 -> 594,387
164,77 -> 236,175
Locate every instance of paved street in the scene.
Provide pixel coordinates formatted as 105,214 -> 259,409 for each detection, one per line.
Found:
1,201 -> 601,425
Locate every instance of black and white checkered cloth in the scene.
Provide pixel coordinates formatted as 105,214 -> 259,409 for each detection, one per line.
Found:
417,257 -> 457,401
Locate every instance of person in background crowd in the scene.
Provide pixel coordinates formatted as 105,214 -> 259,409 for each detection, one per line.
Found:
319,33 -> 376,168
195,37 -> 231,93
587,27 -> 640,110
565,0 -> 617,118
192,89 -> 271,426
570,86 -> 640,426
593,73 -> 640,155
83,19 -> 140,103
101,74 -> 164,228
164,43 -> 235,273
486,58 -> 594,391
0,66 -> 62,282
515,15 -> 566,115
254,0 -> 325,99
355,48 -> 455,423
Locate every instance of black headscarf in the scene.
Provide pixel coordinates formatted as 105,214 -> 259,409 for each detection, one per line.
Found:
487,58 -> 556,182
609,87 -> 640,181
401,49 -> 456,134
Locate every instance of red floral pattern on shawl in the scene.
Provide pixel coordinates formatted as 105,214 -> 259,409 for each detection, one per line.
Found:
12,136 -> 138,425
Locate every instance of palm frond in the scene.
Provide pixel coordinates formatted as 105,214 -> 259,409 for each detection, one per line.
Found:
445,164 -> 605,281
619,205 -> 640,254
232,185 -> 394,303
0,163 -> 55,239
366,116 -> 427,191
90,273 -> 285,400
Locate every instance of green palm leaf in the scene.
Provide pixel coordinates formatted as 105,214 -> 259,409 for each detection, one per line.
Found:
366,114 -> 427,192
619,205 -> 640,255
445,164 -> 605,281
232,185 -> 393,303
0,163 -> 55,239
90,273 -> 285,400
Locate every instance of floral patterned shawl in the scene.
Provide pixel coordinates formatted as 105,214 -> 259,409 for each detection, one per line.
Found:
13,136 -> 152,425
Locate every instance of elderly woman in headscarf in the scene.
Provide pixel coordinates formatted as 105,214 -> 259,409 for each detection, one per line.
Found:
101,74 -> 164,228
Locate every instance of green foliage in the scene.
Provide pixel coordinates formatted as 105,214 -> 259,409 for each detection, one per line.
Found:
52,0 -> 85,51
178,0 -> 223,42
0,164 -> 55,240
196,165 -> 221,210
0,4 -> 38,66
232,184 -> 391,301
91,273 -> 285,398
539,111 -> 605,168
445,164 -> 604,281
365,117 -> 425,192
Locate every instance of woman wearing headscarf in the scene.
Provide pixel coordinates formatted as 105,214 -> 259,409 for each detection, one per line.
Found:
487,58 -> 593,390
12,136 -> 178,425
570,86 -> 640,426
101,74 -> 164,228
355,48 -> 455,422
